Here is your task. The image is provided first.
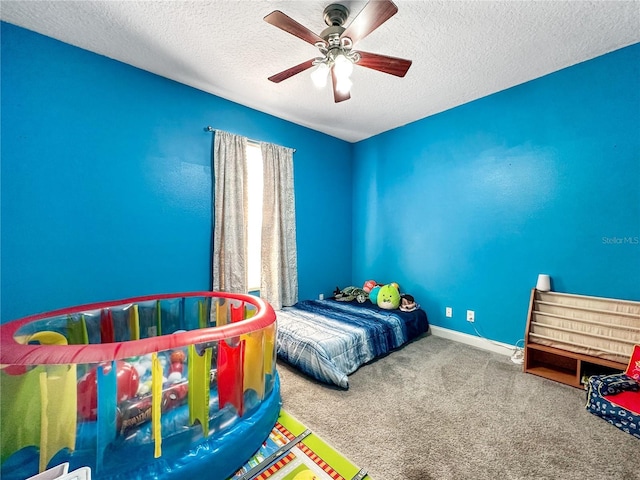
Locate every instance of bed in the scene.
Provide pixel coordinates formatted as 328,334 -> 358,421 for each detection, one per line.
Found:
275,298 -> 429,388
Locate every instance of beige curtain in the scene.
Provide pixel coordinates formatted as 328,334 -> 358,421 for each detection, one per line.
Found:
260,142 -> 298,310
212,130 -> 248,293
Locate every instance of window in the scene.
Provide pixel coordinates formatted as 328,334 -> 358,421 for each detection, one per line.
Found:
212,130 -> 297,307
246,143 -> 263,292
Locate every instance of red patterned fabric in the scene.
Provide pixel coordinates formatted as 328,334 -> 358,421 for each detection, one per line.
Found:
608,390 -> 640,416
625,344 -> 640,381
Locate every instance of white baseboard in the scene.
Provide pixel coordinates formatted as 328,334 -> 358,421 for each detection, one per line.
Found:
429,325 -> 516,357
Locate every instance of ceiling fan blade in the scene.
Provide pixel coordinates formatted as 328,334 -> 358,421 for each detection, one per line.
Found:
264,10 -> 326,46
268,59 -> 316,83
331,68 -> 350,103
356,51 -> 412,77
341,0 -> 398,45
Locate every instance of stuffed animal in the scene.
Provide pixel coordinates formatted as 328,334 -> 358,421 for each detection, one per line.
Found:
335,286 -> 368,303
369,285 -> 381,304
363,280 -> 377,293
377,284 -> 401,310
399,294 -> 419,312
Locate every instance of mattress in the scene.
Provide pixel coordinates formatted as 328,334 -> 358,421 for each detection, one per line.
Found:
276,299 -> 429,388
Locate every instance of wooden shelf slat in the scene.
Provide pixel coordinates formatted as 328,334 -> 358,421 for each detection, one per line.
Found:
534,300 -> 640,319
525,365 -> 580,387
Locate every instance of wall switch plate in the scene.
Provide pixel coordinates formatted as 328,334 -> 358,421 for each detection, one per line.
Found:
467,310 -> 475,322
319,293 -> 324,300
445,307 -> 452,317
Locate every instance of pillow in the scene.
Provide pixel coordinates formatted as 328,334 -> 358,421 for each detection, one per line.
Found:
626,344 -> 640,382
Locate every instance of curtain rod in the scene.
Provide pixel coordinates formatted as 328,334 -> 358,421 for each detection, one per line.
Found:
204,126 -> 295,152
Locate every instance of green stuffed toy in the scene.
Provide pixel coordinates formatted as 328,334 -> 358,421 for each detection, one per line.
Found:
335,286 -> 368,303
377,284 -> 400,310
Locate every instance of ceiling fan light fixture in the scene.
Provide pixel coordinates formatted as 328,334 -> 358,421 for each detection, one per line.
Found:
336,76 -> 353,94
333,52 -> 354,79
311,62 -> 330,88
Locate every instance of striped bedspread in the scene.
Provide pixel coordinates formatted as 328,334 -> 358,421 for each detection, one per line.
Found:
276,299 -> 429,388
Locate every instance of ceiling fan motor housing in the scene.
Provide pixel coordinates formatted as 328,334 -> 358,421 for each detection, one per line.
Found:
323,4 -> 349,27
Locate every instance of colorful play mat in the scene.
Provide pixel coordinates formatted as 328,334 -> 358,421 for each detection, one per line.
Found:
230,411 -> 371,480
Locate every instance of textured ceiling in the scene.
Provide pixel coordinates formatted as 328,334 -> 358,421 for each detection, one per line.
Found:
2,1 -> 639,142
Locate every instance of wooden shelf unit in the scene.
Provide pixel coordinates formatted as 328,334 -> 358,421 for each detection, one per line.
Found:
524,342 -> 625,388
523,289 -> 640,388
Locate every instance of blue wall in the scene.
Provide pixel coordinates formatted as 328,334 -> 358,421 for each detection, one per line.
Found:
352,43 -> 640,345
2,22 -> 638,346
1,22 -> 353,322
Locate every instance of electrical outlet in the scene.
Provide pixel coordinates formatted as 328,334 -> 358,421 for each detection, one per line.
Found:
467,310 -> 475,322
445,307 -> 452,318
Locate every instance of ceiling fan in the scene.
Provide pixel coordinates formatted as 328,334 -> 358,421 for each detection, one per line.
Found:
264,0 -> 412,103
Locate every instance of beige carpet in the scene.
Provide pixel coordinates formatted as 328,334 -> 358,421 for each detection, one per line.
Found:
278,334 -> 639,480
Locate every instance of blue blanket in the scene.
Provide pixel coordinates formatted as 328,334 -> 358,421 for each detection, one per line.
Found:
276,299 -> 429,388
